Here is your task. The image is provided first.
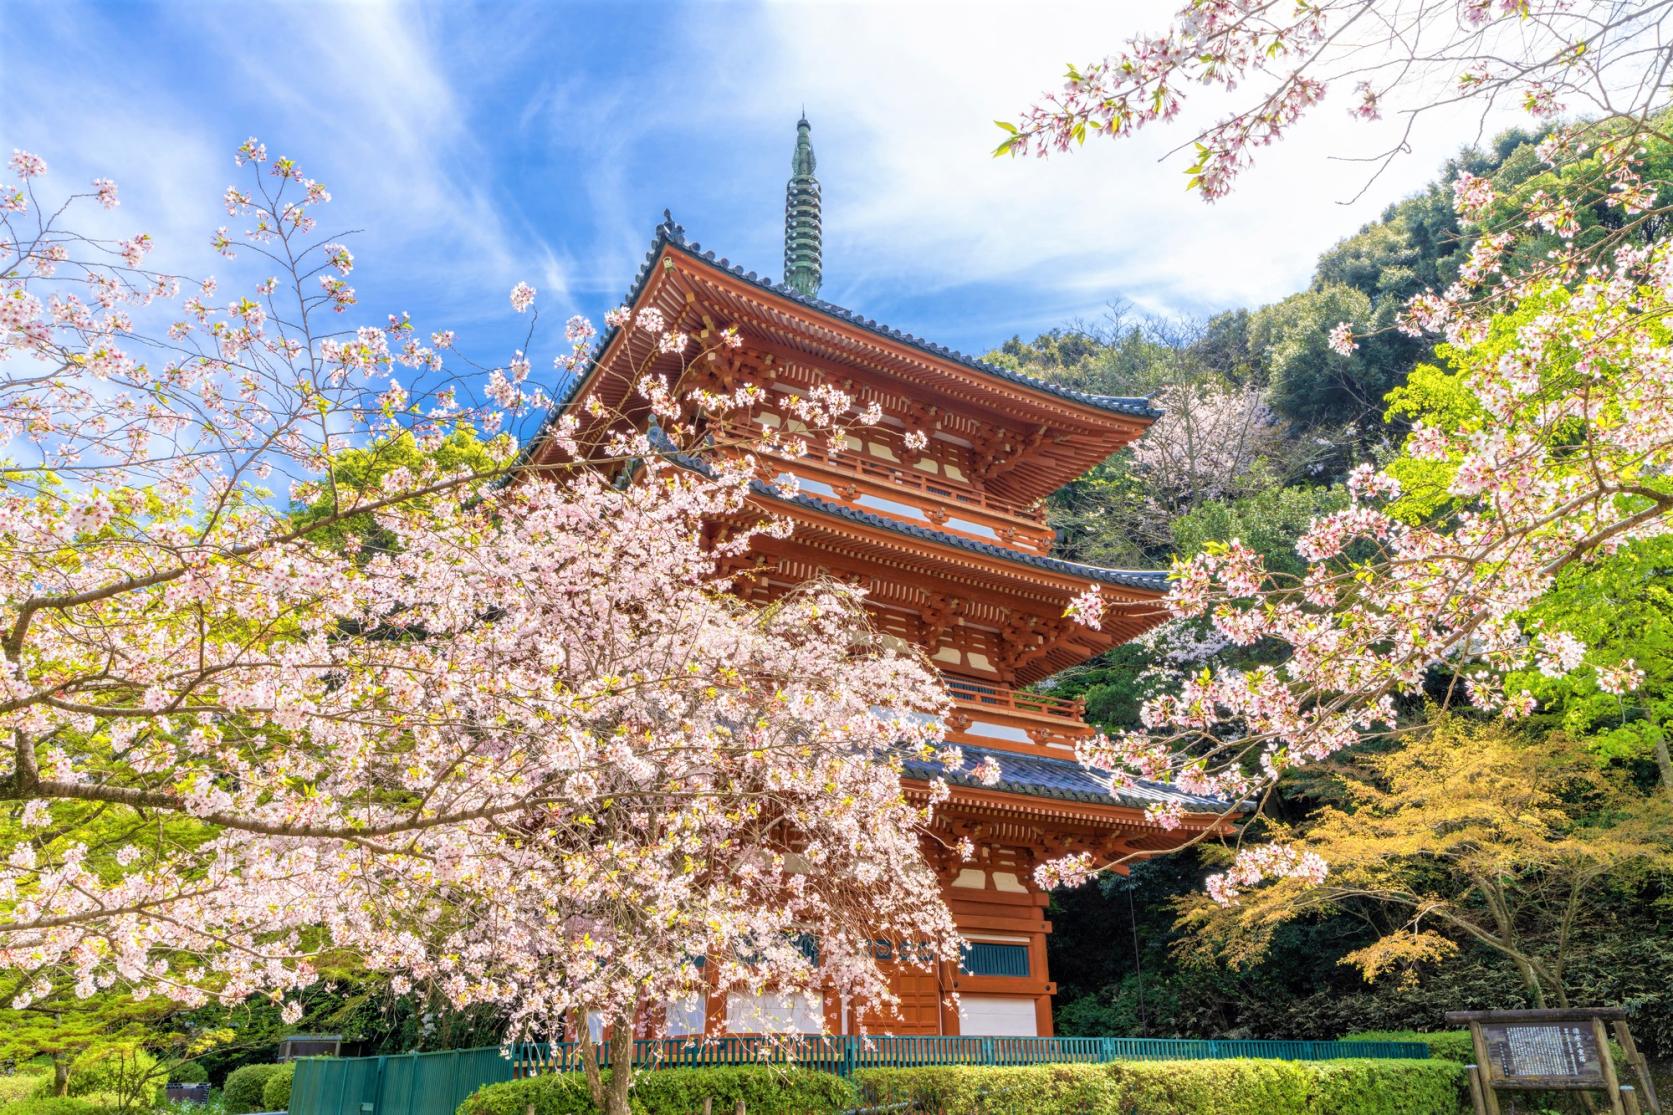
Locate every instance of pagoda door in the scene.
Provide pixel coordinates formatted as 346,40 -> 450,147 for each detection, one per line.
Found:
856,958 -> 943,1035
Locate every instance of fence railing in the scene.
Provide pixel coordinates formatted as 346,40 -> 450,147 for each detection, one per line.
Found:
509,1034 -> 1430,1077
291,1036 -> 1430,1115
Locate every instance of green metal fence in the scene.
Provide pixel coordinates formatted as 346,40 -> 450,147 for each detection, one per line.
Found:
290,1036 -> 1429,1115
290,1047 -> 515,1115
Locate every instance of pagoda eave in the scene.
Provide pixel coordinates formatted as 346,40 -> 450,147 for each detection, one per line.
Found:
533,232 -> 1159,504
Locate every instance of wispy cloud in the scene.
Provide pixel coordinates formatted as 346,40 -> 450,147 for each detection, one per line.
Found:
4,0 -> 1530,364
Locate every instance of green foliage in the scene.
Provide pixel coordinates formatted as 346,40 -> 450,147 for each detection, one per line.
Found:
1304,1059 -> 1467,1115
259,1064 -> 293,1112
61,1045 -> 163,1114
166,1062 -> 208,1085
1171,484 -> 1347,575
223,1065 -> 281,1115
1342,1031 -> 1476,1064
0,990 -> 182,1094
855,1064 -> 1122,1114
1046,454 -> 1158,566
0,1079 -> 47,1107
457,1066 -> 857,1115
1108,1058 -> 1314,1115
457,1074 -> 597,1115
855,1059 -> 1466,1115
1250,284 -> 1390,427
1507,535 -> 1673,780
288,426 -> 509,554
0,1098 -> 108,1115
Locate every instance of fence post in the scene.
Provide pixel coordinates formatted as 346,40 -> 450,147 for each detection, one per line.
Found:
368,1056 -> 388,1115
1101,1038 -> 1115,1064
981,1038 -> 994,1067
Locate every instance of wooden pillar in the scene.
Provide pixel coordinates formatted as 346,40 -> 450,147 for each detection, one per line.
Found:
1594,1016 -> 1627,1115
1466,1024 -> 1502,1115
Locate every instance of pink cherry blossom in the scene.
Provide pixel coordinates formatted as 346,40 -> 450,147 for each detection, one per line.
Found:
9,150 -> 47,178
1,147 -> 962,1091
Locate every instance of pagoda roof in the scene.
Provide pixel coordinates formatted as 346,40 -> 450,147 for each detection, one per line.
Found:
526,215 -> 1161,473
767,484 -> 1167,594
902,742 -> 1227,816
645,427 -> 1168,596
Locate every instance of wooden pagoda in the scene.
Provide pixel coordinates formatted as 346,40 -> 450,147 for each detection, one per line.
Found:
526,120 -> 1227,1039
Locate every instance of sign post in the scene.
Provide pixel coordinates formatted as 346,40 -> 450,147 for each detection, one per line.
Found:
1445,1008 -> 1660,1115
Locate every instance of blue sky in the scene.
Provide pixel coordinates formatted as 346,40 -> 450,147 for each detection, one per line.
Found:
3,0 -> 1515,410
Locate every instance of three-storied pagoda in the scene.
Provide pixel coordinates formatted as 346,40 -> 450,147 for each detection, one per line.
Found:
528,118 -> 1226,1038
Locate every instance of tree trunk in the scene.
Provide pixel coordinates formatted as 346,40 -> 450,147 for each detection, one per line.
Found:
52,1055 -> 69,1098
602,1022 -> 635,1115
1477,876 -> 1549,1008
1655,735 -> 1673,798
577,1017 -> 606,1114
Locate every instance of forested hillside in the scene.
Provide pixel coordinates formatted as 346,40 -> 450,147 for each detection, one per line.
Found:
994,126 -> 1673,1052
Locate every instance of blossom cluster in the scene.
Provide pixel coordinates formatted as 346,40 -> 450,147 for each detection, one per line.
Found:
1001,1 -> 1660,208
1,146 -> 965,1044
1010,2 -> 1673,904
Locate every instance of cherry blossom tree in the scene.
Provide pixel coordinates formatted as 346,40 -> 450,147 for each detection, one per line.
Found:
1,145 -> 967,1115
1006,4 -> 1673,901
1128,380 -> 1285,515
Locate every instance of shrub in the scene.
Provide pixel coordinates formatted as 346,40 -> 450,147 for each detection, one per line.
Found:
0,1099 -> 107,1115
167,1063 -> 209,1086
1342,1030 -> 1476,1064
458,1066 -> 857,1115
854,1058 -> 1468,1115
259,1064 -> 294,1112
223,1065 -> 282,1115
1305,1060 -> 1467,1115
855,1064 -> 1123,1114
457,1073 -> 595,1115
1120,1059 -> 1314,1115
0,1076 -> 50,1106
64,1046 -> 163,1111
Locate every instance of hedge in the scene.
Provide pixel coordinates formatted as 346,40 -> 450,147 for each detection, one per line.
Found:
852,1064 -> 1121,1114
224,1064 -> 282,1115
168,1061 -> 210,1085
1306,1060 -> 1468,1115
260,1063 -> 295,1112
458,1066 -> 857,1115
1342,1030 -> 1476,1064
854,1058 -> 1469,1115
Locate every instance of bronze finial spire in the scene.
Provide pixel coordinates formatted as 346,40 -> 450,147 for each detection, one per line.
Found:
784,114 -> 822,298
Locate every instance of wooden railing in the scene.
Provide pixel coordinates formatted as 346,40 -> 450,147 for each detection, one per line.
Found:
713,421 -> 1054,552
945,678 -> 1084,722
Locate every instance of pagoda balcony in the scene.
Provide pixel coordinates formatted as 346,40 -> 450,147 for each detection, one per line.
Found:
715,424 -> 1056,556
943,677 -> 1093,758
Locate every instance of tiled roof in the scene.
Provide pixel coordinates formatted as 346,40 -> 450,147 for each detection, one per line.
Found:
641,426 -> 1168,593
776,486 -> 1168,593
526,215 -> 1161,463
901,742 -> 1228,814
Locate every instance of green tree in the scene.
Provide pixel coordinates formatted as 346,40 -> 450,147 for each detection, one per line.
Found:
1249,284 -> 1392,427
0,990 -> 229,1109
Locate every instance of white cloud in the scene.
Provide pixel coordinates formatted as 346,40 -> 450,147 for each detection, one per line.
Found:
700,0 -> 1525,323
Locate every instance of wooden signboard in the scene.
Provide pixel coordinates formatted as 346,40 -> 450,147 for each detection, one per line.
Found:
1444,1009 -> 1661,1115
1478,1018 -> 1604,1089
